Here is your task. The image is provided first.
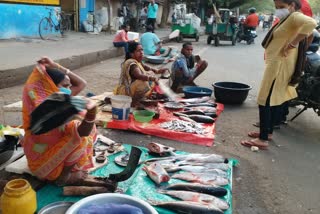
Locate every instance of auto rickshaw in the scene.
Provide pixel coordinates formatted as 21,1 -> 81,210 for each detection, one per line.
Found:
207,9 -> 238,46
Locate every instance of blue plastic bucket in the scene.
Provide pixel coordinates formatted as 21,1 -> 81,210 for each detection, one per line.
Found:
111,95 -> 132,120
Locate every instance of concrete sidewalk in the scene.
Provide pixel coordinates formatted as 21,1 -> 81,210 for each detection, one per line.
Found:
0,27 -> 174,88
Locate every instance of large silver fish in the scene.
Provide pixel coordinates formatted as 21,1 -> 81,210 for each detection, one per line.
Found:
172,172 -> 229,186
176,161 -> 229,171
177,166 -> 228,177
158,190 -> 230,210
150,201 -> 224,214
165,183 -> 228,197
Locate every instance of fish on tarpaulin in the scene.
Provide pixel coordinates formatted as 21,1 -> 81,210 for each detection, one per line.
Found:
158,190 -> 230,210
142,162 -> 170,185
176,161 -> 229,171
149,200 -> 224,214
172,172 -> 229,186
165,183 -> 228,197
180,96 -> 212,104
145,153 -> 228,164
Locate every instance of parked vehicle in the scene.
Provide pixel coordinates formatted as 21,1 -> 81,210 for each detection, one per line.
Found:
207,8 -> 238,46
39,7 -> 71,40
289,30 -> 320,121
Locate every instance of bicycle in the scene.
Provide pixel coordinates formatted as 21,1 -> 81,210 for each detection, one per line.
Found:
39,7 -> 71,40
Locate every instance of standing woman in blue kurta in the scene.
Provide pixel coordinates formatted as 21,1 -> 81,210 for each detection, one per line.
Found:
241,0 -> 316,149
147,0 -> 158,33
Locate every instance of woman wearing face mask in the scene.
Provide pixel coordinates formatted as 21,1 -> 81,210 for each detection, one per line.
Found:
22,57 -> 98,185
241,0 -> 317,149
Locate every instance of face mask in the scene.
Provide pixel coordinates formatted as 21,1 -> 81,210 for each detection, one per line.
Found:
59,87 -> 72,95
274,8 -> 290,20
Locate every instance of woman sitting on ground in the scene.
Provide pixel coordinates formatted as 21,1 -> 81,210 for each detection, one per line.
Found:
22,57 -> 97,185
114,42 -> 168,106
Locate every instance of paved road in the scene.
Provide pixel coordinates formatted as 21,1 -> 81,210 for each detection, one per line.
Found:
0,30 -> 319,214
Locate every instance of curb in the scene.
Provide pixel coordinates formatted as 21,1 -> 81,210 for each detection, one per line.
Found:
0,33 -> 204,89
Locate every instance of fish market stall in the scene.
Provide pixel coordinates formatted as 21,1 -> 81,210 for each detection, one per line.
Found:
35,144 -> 237,214
95,95 -> 224,147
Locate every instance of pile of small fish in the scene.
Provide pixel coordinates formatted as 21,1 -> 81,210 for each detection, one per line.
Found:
142,152 -> 231,214
160,119 -> 208,135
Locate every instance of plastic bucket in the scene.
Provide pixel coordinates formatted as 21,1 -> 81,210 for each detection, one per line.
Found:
111,95 -> 132,120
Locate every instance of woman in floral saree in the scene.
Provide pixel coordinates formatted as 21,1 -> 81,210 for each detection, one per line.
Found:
22,57 -> 97,185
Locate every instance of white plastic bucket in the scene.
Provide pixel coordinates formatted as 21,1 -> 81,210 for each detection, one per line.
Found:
111,95 -> 132,120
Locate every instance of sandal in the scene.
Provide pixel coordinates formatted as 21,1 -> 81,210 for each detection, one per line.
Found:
248,131 -> 272,141
240,139 -> 268,150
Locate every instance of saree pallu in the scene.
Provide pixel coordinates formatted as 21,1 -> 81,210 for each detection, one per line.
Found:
22,65 -> 97,181
114,59 -> 155,103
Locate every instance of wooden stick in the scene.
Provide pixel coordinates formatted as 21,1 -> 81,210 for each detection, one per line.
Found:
63,186 -> 112,196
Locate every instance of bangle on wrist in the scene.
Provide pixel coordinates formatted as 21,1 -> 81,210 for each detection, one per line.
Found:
289,42 -> 297,48
65,69 -> 71,75
84,119 -> 95,123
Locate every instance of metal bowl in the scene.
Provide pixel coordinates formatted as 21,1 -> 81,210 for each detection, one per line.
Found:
212,81 -> 252,104
145,56 -> 166,64
66,193 -> 158,214
38,201 -> 74,214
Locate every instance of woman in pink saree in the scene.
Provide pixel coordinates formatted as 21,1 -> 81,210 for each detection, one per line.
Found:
22,57 -> 97,185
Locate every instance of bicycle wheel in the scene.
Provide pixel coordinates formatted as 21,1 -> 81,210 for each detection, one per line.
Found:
60,17 -> 71,35
39,17 -> 55,40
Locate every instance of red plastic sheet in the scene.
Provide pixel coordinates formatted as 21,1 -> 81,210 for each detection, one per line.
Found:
102,103 -> 224,147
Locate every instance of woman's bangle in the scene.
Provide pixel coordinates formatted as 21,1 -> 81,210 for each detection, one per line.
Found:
65,69 -> 71,75
289,42 -> 298,48
84,119 -> 95,123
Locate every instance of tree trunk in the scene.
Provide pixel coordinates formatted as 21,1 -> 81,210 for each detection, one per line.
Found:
160,0 -> 170,27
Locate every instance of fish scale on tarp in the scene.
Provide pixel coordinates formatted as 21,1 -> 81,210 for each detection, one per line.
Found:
36,145 -> 237,214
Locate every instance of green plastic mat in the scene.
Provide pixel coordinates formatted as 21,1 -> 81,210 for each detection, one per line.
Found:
37,145 -> 238,213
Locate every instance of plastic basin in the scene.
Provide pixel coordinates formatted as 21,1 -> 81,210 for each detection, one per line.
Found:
145,56 -> 165,64
133,110 -> 155,123
66,193 -> 158,214
182,86 -> 213,98
212,81 -> 252,104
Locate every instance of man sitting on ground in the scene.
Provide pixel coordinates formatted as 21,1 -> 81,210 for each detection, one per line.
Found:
113,25 -> 132,54
140,25 -> 162,56
170,42 -> 208,92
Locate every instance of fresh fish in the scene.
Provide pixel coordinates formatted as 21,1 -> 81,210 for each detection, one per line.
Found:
177,161 -> 229,171
165,183 -> 228,197
160,120 -> 208,135
143,162 -> 170,185
145,153 -> 227,163
150,201 -> 224,214
179,116 -> 197,123
180,96 -> 211,103
158,190 -> 230,210
173,112 -> 189,117
204,112 -> 218,118
177,166 -> 228,177
188,115 -> 215,123
177,154 -> 226,163
185,106 -> 217,113
172,172 -> 229,186
179,110 -> 205,115
185,103 -> 217,108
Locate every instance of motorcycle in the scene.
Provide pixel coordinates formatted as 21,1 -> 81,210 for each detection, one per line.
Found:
289,30 -> 320,121
236,23 -> 257,45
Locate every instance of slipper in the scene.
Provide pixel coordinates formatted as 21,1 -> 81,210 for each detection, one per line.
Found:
240,139 -> 268,150
248,131 -> 272,141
